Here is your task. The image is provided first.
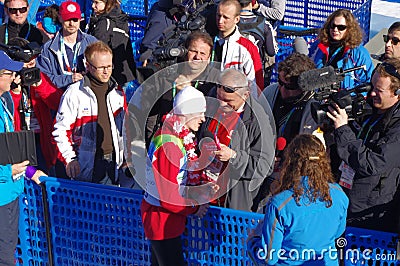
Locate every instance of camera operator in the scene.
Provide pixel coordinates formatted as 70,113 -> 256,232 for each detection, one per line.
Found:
327,58 -> 400,233
139,0 -> 176,67
144,31 -> 219,147
254,53 -> 320,211
4,37 -> 62,174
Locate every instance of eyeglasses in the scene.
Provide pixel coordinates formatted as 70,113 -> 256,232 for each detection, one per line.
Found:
218,84 -> 245,93
379,62 -> 400,81
7,7 -> 28,14
330,24 -> 347,31
383,35 -> 400,46
88,62 -> 113,72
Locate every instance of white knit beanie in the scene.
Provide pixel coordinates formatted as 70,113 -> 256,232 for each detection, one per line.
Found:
173,86 -> 206,115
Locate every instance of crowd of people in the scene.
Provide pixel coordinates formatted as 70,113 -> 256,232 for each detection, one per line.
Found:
0,0 -> 400,265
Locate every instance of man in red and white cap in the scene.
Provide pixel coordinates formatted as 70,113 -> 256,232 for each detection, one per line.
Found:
36,1 -> 97,91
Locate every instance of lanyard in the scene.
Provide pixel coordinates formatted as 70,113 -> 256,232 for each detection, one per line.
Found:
1,98 -> 13,132
60,36 -> 81,73
172,80 -> 199,98
357,114 -> 384,144
279,107 -> 296,137
210,36 -> 219,63
5,23 -> 31,45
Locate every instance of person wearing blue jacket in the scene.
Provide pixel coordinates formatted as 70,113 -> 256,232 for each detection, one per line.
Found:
248,134 -> 348,265
0,50 -> 44,266
313,9 -> 374,90
36,1 -> 97,91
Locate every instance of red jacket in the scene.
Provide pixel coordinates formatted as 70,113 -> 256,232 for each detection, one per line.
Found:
30,73 -> 63,169
141,117 -> 199,240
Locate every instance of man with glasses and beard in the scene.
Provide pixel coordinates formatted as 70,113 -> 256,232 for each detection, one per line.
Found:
36,1 -> 97,91
198,68 -> 275,212
53,41 -> 127,186
328,58 -> 400,233
0,0 -> 48,45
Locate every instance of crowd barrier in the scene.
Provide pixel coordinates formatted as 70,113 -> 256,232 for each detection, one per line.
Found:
16,177 -> 400,266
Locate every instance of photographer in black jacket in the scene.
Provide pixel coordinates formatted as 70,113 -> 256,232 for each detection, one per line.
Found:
328,58 -> 400,232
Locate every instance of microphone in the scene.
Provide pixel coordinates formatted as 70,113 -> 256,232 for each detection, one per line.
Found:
293,37 -> 309,56
297,66 -> 339,91
276,137 -> 287,158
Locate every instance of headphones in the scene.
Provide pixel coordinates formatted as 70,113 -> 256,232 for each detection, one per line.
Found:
375,62 -> 400,96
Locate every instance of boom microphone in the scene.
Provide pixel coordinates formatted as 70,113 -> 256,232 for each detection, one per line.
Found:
293,37 -> 309,56
297,66 -> 339,92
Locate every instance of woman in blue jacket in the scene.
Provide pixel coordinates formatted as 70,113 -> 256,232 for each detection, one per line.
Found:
313,9 -> 374,90
248,134 -> 348,265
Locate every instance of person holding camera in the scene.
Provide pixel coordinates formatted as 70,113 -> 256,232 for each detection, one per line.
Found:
0,50 -> 44,266
313,9 -> 374,90
254,53 -> 320,211
143,31 -> 218,147
327,58 -> 400,233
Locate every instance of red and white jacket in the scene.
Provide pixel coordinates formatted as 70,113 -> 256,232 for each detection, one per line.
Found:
141,117 -> 199,240
53,76 -> 126,182
220,26 -> 264,95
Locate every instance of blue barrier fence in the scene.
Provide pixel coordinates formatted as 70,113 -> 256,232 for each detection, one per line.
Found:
16,177 -> 400,266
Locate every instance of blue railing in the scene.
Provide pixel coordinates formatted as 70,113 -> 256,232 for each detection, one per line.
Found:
16,177 -> 400,266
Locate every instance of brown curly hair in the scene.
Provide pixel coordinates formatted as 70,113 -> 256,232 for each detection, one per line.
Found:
278,52 -> 316,85
272,134 -> 335,207
318,9 -> 363,49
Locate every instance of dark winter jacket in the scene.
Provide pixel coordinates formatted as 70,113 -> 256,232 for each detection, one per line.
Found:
0,20 -> 48,45
199,89 -> 275,211
87,6 -> 136,85
334,101 -> 400,232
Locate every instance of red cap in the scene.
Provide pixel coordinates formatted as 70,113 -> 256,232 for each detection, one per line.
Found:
59,1 -> 81,21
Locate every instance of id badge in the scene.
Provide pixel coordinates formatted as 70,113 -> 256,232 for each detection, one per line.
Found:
339,161 -> 355,189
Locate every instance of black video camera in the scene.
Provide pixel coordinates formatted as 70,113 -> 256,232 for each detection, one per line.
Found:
0,42 -> 41,86
297,65 -> 373,124
152,0 -> 212,68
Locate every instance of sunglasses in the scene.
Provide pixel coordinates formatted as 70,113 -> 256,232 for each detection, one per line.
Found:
379,62 -> 400,81
278,78 -> 297,90
7,6 -> 28,14
330,24 -> 347,31
218,84 -> 245,93
383,35 -> 400,46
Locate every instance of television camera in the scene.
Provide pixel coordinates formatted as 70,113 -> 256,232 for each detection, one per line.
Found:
297,65 -> 373,124
151,0 -> 213,68
0,42 -> 41,86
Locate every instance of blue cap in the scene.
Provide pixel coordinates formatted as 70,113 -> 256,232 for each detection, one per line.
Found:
0,50 -> 24,72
